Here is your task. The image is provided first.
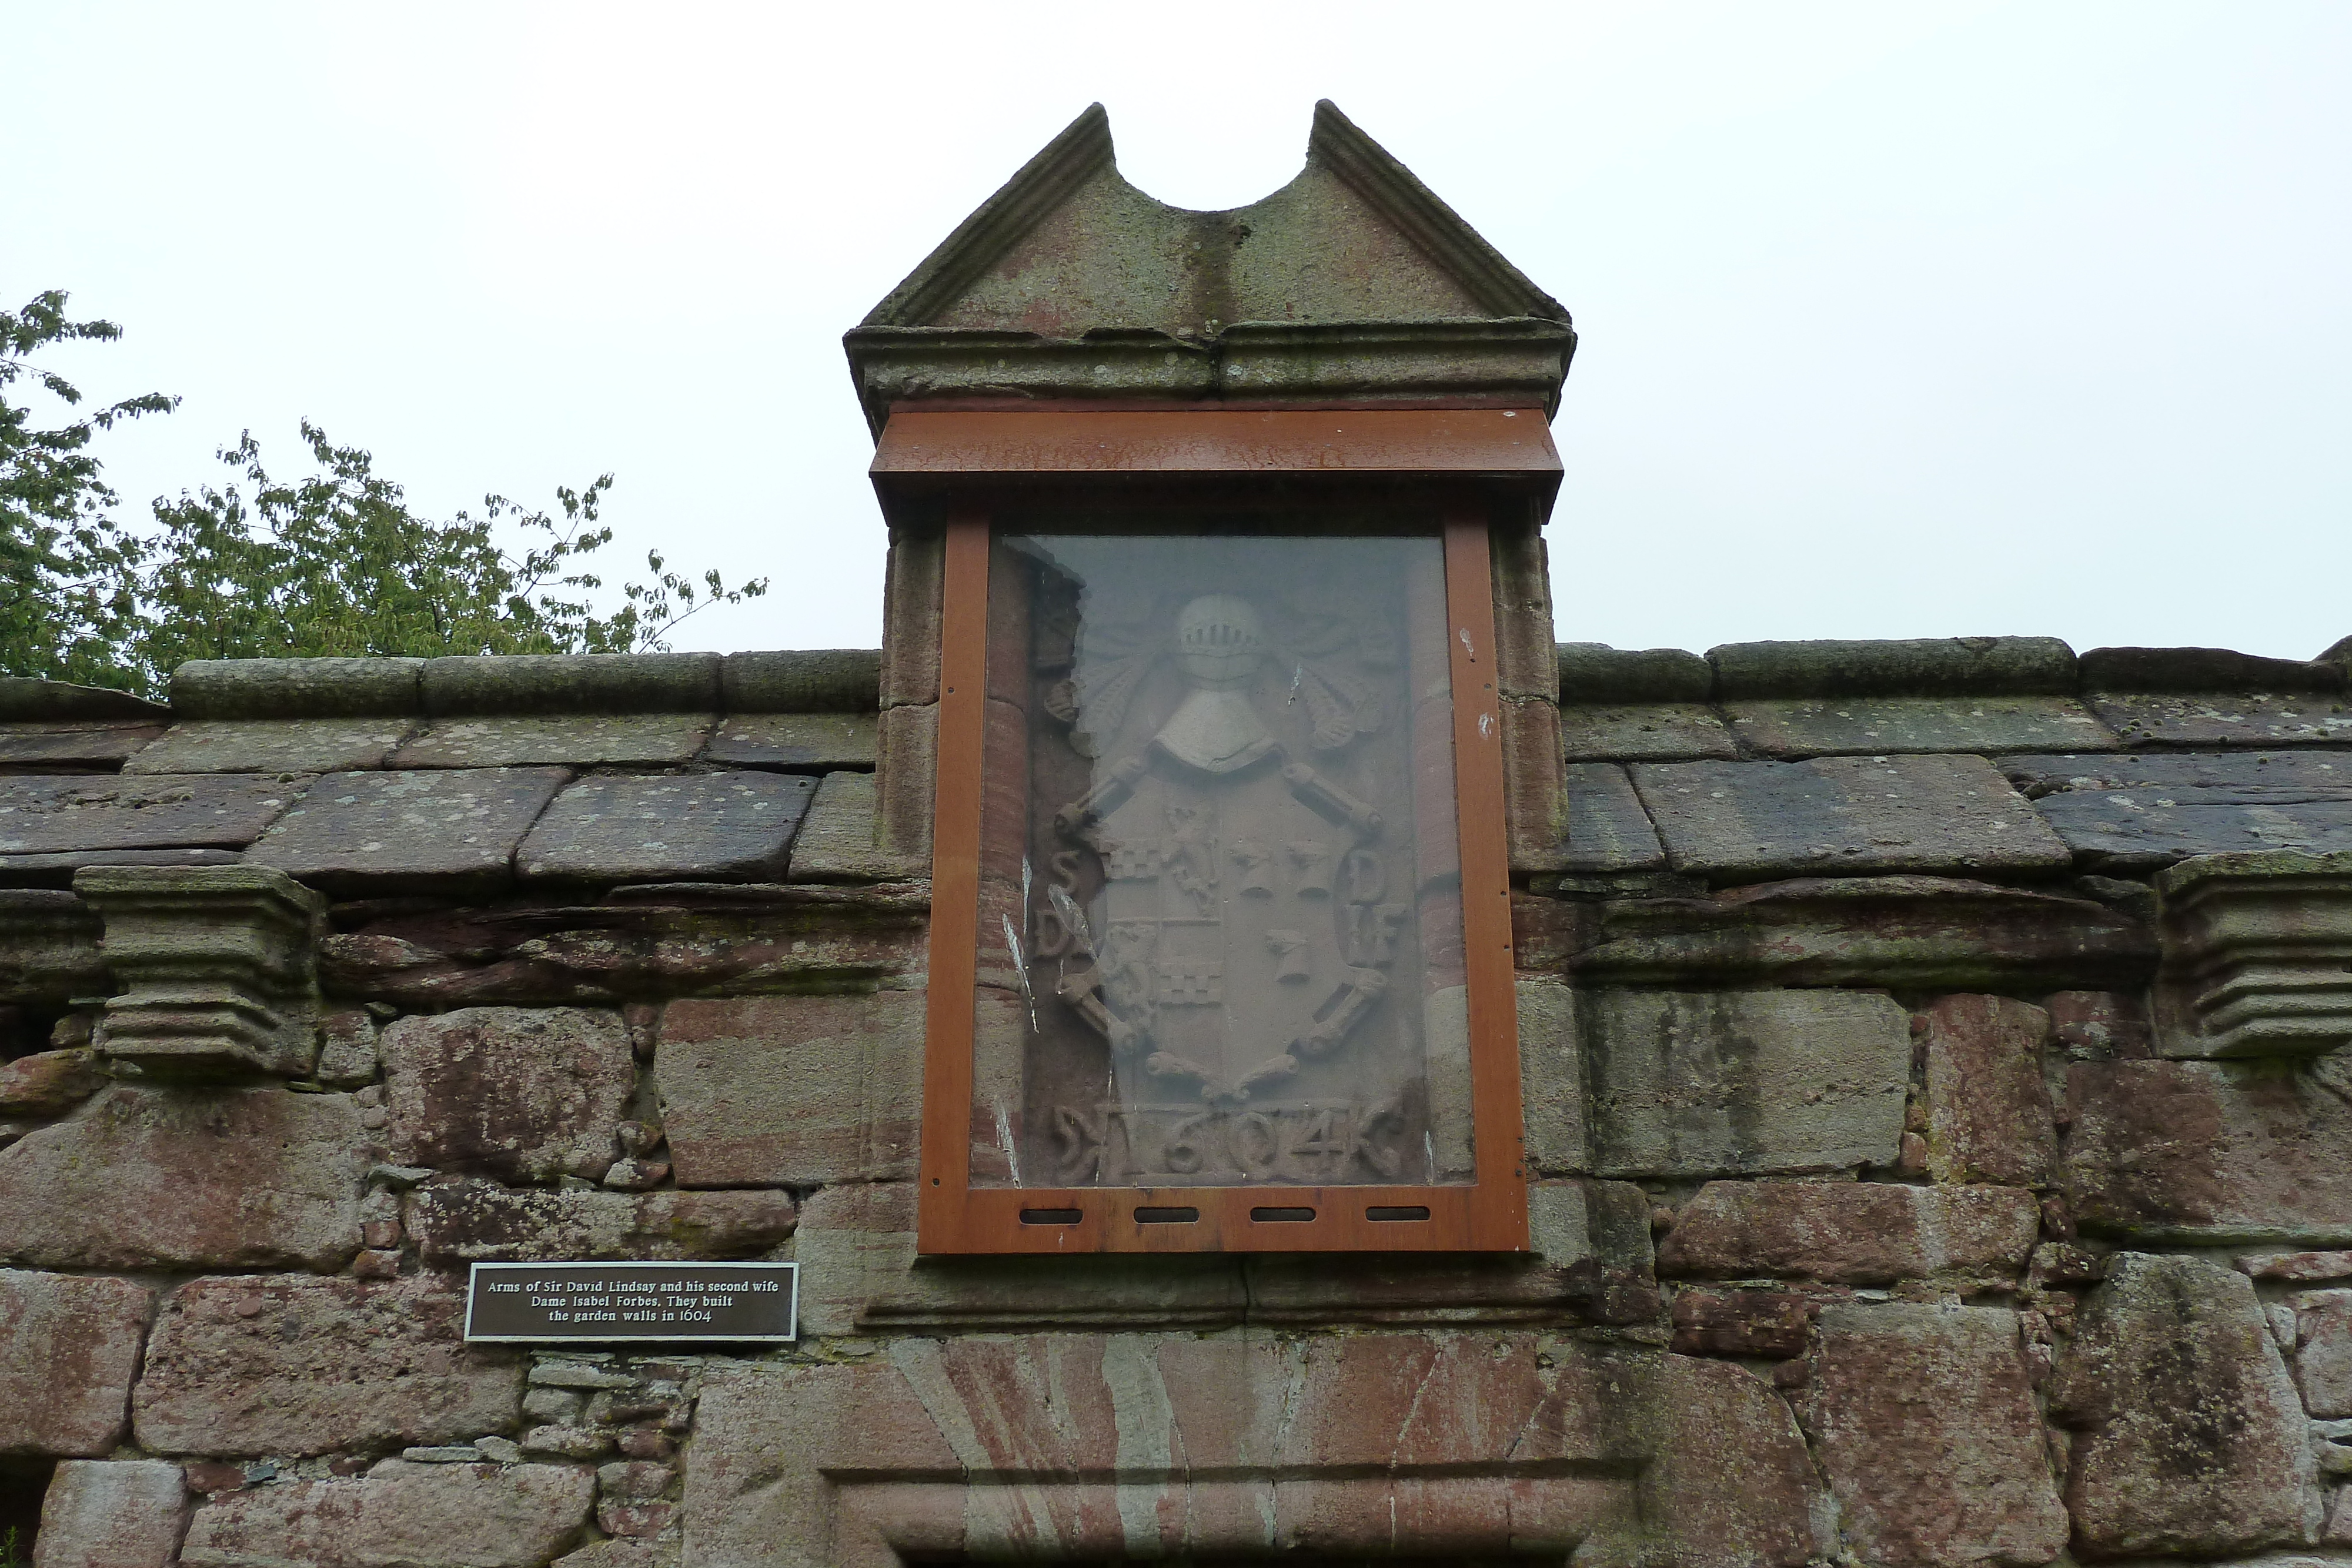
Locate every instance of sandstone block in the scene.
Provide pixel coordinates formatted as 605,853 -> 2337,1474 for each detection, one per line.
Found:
178,1459 -> 595,1567
315,1008 -> 379,1088
0,1048 -> 102,1116
1710,637 -> 2076,700
1657,1180 -> 2042,1283
407,1176 -> 796,1263
422,651 -> 719,716
1728,694 -> 2114,760
657,992 -> 922,1186
1669,1285 -> 1839,1359
383,1007 -> 634,1183
124,718 -> 415,774
0,773 -> 305,854
2004,749 -> 2352,865
2051,1252 -> 2310,1554
1559,703 -> 1738,762
1804,1304 -> 2067,1567
1558,762 -> 1665,872
2089,690 -> 2352,747
703,711 -> 877,770
518,770 -> 817,882
723,648 -> 880,714
2066,1057 -> 2352,1238
135,1274 -> 524,1456
784,771 -> 924,881
172,657 -> 422,720
1581,988 -> 1910,1177
874,703 -> 937,861
389,713 -> 712,769
1516,977 -> 1588,1173
1920,994 -> 2059,1186
0,1085 -> 363,1269
2296,1288 -> 2352,1417
33,1459 -> 188,1568
246,767 -> 570,895
0,721 -> 162,771
1558,643 -> 1715,703
0,1269 -> 151,1456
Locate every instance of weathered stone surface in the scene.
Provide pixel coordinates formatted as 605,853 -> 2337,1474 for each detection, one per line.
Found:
407,1176 -> 796,1262
1671,1285 -> 1842,1359
723,648 -> 881,713
874,702 -> 936,861
1560,702 -> 1739,762
0,772 -> 305,852
389,714 -> 712,769
0,1085 -> 363,1269
178,1459 -> 594,1567
2004,750 -> 2352,795
0,721 -> 163,770
315,1008 -> 379,1088
2080,645 -> 2345,694
2294,1288 -> 2352,1417
0,1047 -> 101,1115
1557,875 -> 2156,992
553,1542 -> 677,1568
1558,643 -> 1714,703
2066,1057 -> 2352,1241
246,767 -> 569,895
314,884 -> 926,1008
703,711 -> 877,770
422,651 -> 720,716
517,771 -> 817,883
1578,988 -> 1910,1177
34,1459 -> 188,1567
2050,1252 -> 2311,1555
1517,978 -> 1588,1173
2004,749 -> 2352,865
1803,1304 -> 2067,1567
1658,1181 -> 2042,1283
0,674 -> 168,723
1711,637 -> 2077,700
1632,755 -> 2071,880
1920,994 -> 2059,1186
135,1275 -> 523,1456
1558,762 -> 1665,871
2240,1249 -> 2352,1282
658,991 -> 921,1185
382,1007 -> 633,1183
2091,690 -> 2352,746
0,845 -> 246,888
174,657 -> 423,720
785,771 -> 925,882
0,1268 -> 151,1456
686,1333 -> 1820,1567
1725,695 -> 2114,760
125,718 -> 417,774
2153,848 -> 2352,1057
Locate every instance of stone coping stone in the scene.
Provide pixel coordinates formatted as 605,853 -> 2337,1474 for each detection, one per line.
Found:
174,657 -> 423,719
1631,754 -> 2072,880
723,648 -> 883,713
704,710 -> 878,770
2002,750 -> 2352,867
0,674 -> 168,723
33,1458 -> 188,1568
423,652 -> 720,716
178,1459 -> 594,1567
0,721 -> 165,771
518,770 -> 818,882
389,713 -> 711,769
786,771 -> 926,882
2089,690 -> 2352,747
2153,845 -> 2352,895
1556,644 -> 1713,703
245,767 -> 569,895
1724,695 -> 2117,760
1560,704 -> 1738,762
2080,644 -> 2346,694
1710,637 -> 2076,700
1559,763 -> 1666,872
0,848 -> 248,890
0,1269 -> 153,1456
123,717 -> 418,774
0,773 -> 308,854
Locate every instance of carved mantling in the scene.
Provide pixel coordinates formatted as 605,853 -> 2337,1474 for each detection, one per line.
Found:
2153,850 -> 2352,1057
73,865 -> 326,1078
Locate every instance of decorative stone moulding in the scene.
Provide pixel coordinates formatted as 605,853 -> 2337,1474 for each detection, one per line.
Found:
73,864 -> 326,1078
2153,849 -> 2352,1057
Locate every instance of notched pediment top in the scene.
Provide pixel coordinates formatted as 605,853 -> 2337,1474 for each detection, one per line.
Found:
847,102 -> 1576,433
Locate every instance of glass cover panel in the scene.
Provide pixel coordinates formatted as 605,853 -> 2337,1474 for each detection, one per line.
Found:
971,533 -> 1471,1190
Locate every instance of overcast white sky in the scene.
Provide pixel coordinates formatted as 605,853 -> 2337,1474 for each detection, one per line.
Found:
6,2 -> 2347,660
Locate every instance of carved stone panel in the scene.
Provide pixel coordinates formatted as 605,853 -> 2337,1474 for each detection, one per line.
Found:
975,533 -> 1471,1191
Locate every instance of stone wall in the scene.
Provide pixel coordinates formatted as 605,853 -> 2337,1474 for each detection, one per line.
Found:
2,638 -> 2350,1564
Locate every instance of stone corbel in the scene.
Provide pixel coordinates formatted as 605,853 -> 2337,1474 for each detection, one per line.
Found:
72,865 -> 326,1078
2153,849 -> 2352,1057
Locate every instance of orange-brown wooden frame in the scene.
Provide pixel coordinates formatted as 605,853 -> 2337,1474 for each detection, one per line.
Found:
915,507 -> 1528,1253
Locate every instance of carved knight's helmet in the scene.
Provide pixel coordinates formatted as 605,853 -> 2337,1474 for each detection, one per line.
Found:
1155,593 -> 1276,774
1174,594 -> 1266,690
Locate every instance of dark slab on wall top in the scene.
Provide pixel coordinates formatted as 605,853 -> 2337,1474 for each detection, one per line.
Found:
2001,750 -> 2352,867
1630,755 -> 2072,880
519,771 -> 820,882
244,768 -> 569,895
0,773 -> 309,854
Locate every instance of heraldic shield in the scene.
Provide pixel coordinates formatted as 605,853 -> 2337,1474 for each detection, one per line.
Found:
971,532 -> 1477,1193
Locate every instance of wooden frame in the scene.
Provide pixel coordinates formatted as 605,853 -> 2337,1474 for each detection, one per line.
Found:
915,501 -> 1528,1255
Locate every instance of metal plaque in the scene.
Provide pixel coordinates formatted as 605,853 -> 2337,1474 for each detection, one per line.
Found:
462,1262 -> 797,1343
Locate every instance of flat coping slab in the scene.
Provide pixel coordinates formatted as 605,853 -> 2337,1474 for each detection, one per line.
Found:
245,768 -> 570,895
519,771 -> 821,882
0,773 -> 309,854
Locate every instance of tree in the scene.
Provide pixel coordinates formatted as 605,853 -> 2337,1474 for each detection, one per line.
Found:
1,289 -> 769,696
0,290 -> 175,688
